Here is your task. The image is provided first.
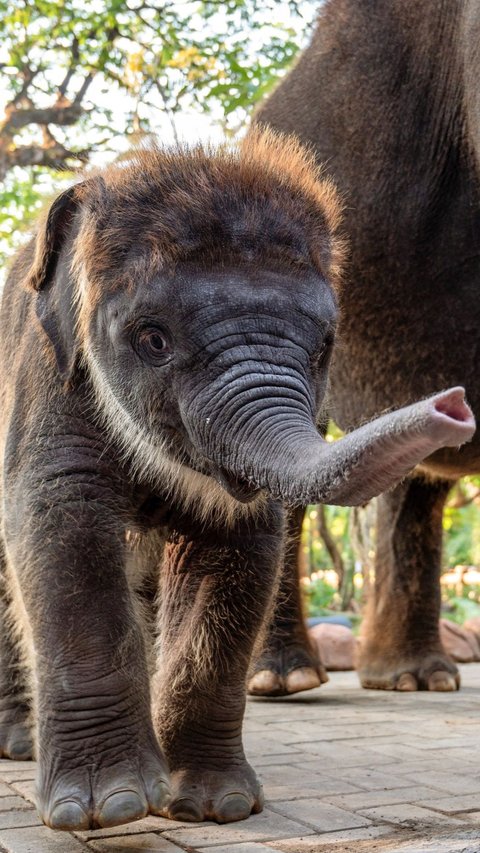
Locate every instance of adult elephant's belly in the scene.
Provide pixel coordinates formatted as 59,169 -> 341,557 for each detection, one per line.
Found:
328,267 -> 480,481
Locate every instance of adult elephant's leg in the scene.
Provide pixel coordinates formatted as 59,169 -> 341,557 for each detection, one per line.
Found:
6,470 -> 169,831
0,541 -> 33,760
248,506 -> 328,697
153,503 -> 282,824
358,475 -> 458,692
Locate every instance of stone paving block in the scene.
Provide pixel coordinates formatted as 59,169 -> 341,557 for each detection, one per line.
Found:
8,783 -> 35,806
403,770 -> 480,796
259,766 -> 361,798
0,810 -> 41,830
453,811 -> 480,822
415,734 -> 479,748
0,825 -> 86,852
368,744 -> 427,761
75,816 -> 193,841
381,759 -> 473,777
162,808 -> 315,847
244,737 -> 301,757
254,752 -> 315,767
358,804 -> 468,827
267,723 -> 406,745
0,785 -> 16,800
264,784 -> 356,802
0,773 -> 35,784
417,793 -> 480,813
418,748 -> 479,765
89,833 -> 185,851
197,844 -> 277,853
268,799 -> 371,832
324,785 -> 444,811
0,764 -> 34,775
339,769 -> 413,791
0,797 -> 33,813
267,825 -> 398,850
294,746 -> 396,768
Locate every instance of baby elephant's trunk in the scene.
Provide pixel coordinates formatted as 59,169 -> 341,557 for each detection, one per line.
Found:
191,386 -> 475,506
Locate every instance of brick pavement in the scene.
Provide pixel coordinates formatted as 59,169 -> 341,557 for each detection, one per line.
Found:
1,666 -> 480,852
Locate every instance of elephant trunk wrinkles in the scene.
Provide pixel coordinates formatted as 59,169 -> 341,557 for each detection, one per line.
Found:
185,385 -> 475,507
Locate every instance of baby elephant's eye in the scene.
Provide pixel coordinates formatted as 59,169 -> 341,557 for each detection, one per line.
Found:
133,325 -> 173,365
315,332 -> 335,370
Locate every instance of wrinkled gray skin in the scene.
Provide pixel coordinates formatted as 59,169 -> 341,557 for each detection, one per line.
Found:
0,143 -> 475,833
252,0 -> 480,695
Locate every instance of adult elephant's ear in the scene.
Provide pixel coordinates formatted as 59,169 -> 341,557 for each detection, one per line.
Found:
25,181 -> 94,385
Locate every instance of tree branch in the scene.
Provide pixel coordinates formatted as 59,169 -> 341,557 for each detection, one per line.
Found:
6,64 -> 38,109
317,505 -> 345,587
1,104 -> 83,134
0,142 -> 89,182
73,72 -> 95,106
57,37 -> 80,98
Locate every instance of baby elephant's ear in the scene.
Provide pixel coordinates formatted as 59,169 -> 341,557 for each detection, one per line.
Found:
26,183 -> 88,385
27,184 -> 81,294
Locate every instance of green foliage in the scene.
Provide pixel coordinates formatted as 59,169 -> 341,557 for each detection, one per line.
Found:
304,576 -> 337,616
0,168 -> 74,255
303,505 -> 354,574
442,594 -> 480,625
443,477 -> 480,567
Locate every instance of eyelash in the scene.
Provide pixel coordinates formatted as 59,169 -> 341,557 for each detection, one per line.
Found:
314,333 -> 334,370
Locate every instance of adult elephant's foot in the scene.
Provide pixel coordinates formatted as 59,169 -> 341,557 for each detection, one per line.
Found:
162,761 -> 263,823
248,636 -> 328,697
0,699 -> 33,760
358,477 -> 458,694
37,735 -> 170,830
357,645 -> 460,692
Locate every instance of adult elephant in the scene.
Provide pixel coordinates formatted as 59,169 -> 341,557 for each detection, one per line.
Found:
249,0 -> 480,695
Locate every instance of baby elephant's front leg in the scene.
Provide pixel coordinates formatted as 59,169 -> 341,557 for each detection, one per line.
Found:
154,505 -> 283,824
5,471 -> 170,831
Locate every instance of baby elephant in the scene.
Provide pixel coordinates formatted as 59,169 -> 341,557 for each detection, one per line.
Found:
0,129 -> 475,831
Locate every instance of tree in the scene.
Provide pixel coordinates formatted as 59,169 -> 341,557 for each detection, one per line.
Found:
0,0 -> 316,259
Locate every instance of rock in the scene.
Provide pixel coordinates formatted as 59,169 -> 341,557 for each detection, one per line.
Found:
308,623 -> 357,671
439,619 -> 480,663
464,616 -> 480,642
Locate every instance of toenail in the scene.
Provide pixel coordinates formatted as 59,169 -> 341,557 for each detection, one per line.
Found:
286,667 -> 322,694
428,671 -> 458,692
217,792 -> 251,823
248,670 -> 283,696
396,672 -> 418,691
49,800 -> 90,830
168,797 -> 203,822
98,790 -> 147,827
7,739 -> 33,760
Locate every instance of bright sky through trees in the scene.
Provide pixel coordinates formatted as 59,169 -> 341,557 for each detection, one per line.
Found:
0,0 -> 317,263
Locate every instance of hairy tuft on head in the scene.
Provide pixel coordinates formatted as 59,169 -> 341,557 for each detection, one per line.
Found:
71,127 -> 345,297
241,124 -> 344,263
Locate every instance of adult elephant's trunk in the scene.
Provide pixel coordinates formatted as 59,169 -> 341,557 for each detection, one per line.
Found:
184,385 -> 475,507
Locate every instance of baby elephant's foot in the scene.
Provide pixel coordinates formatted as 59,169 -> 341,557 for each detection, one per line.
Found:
163,762 -> 263,824
38,740 -> 170,831
248,638 -> 328,697
0,700 -> 33,760
358,648 -> 460,692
